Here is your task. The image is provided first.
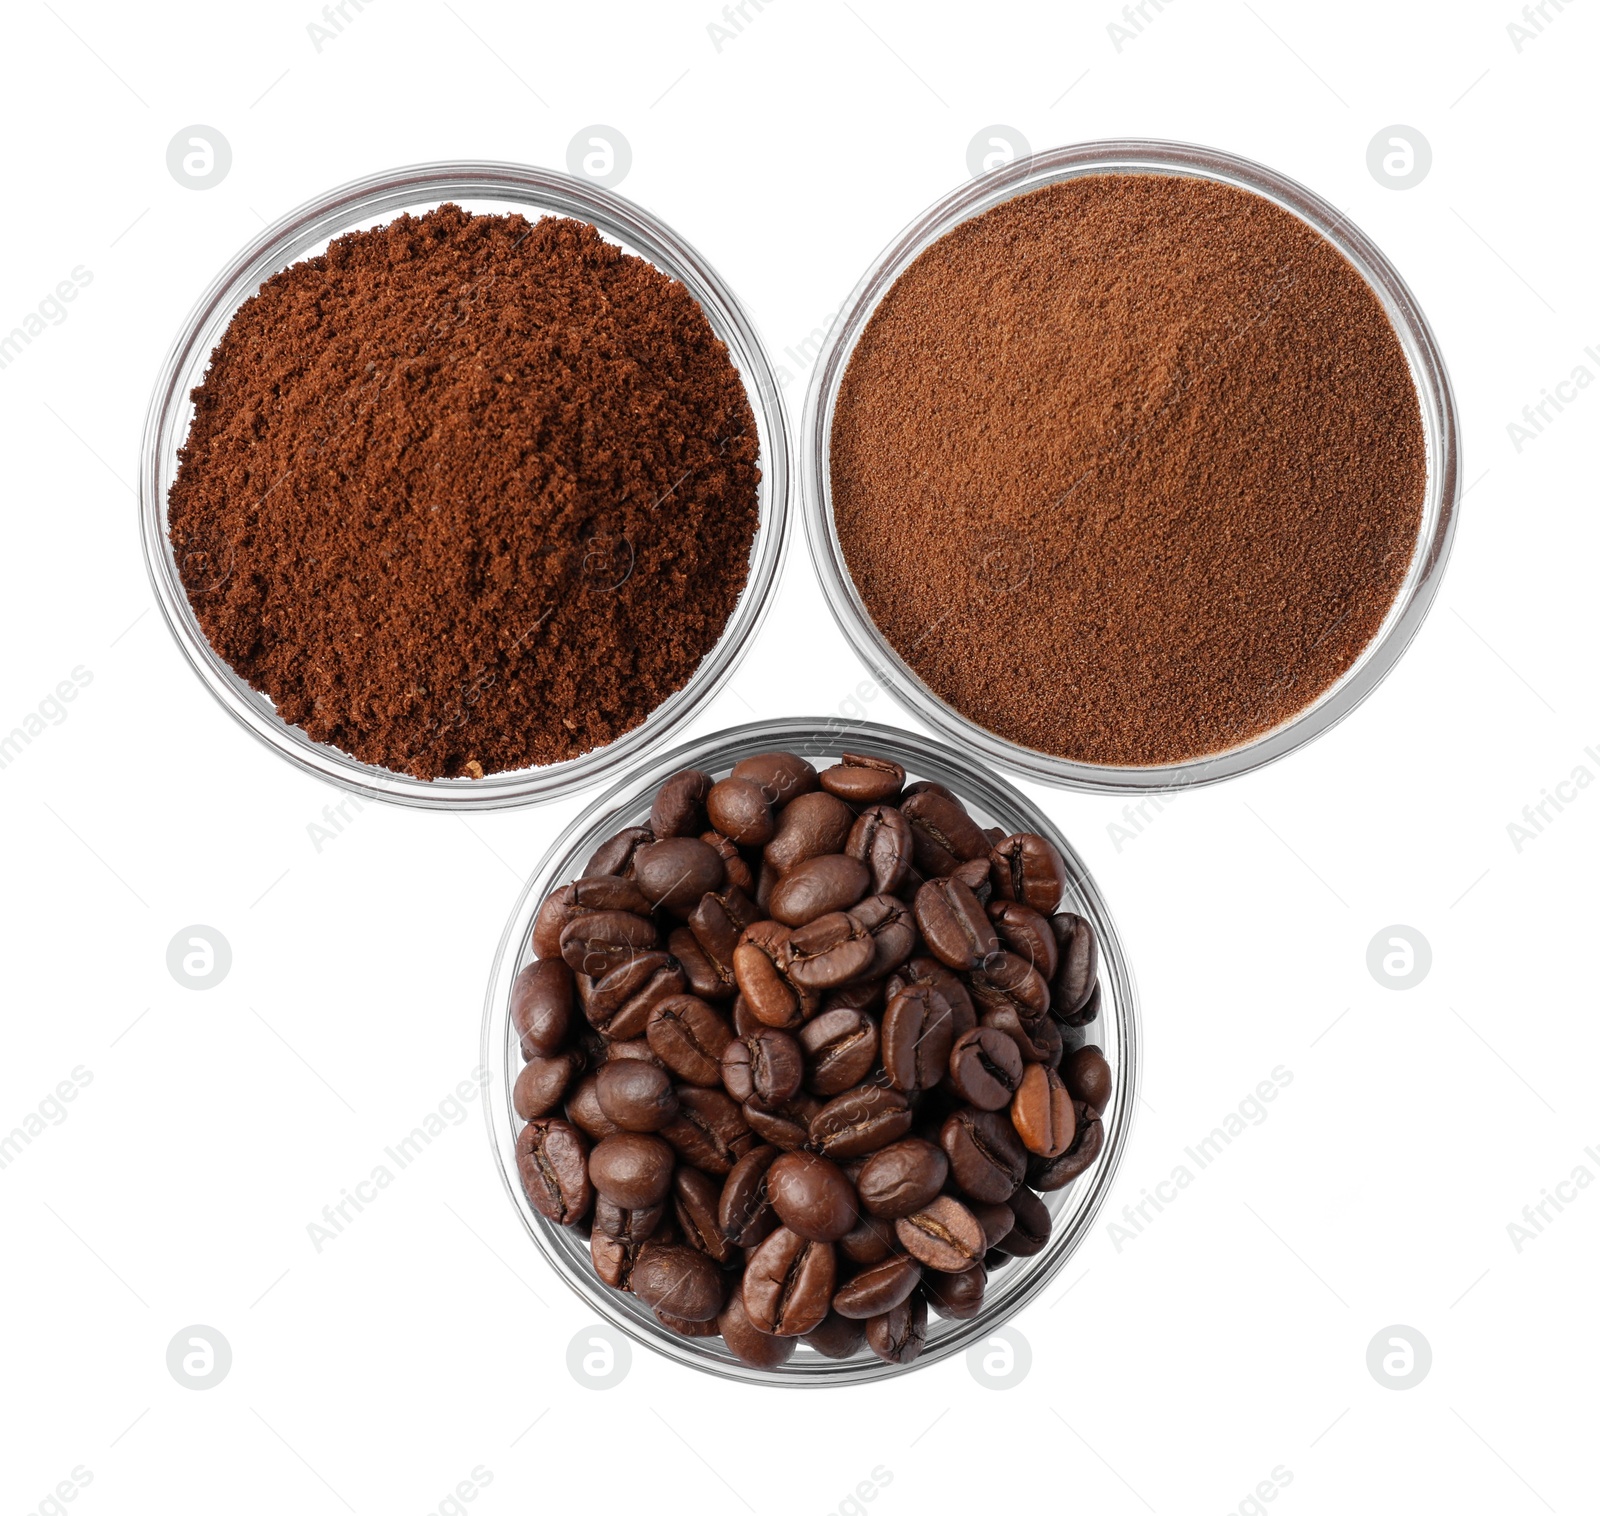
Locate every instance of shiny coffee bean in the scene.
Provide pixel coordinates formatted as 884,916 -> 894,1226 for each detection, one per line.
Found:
673,1167 -> 736,1264
658,1086 -> 752,1174
1029,1101 -> 1104,1189
514,1050 -> 584,1120
591,1231 -> 642,1290
981,1004 -> 1062,1066
516,1118 -> 593,1225
849,894 -> 917,979
895,1195 -> 984,1272
764,791 -> 855,874
719,1144 -> 781,1247
584,824 -> 654,879
785,911 -> 875,989
564,1072 -> 621,1141
580,951 -> 685,1040
950,855 -> 994,906
700,830 -> 754,893
986,900 -> 1059,979
914,877 -> 999,970
892,958 -> 977,1037
593,1196 -> 664,1243
847,804 -> 914,895
1064,1044 -> 1112,1113
1062,980 -> 1101,1030
810,1084 -> 914,1159
989,832 -> 1068,914
799,1008 -> 879,1097
837,1211 -> 899,1267
819,752 -> 905,803
768,854 -> 871,927
996,1187 -> 1051,1256
595,1060 -> 679,1133
559,909 -> 659,976
832,1254 -> 921,1318
730,750 -> 819,807
511,959 -> 574,1058
968,951 -> 1051,1020
902,789 -> 990,876
941,1107 -> 1028,1203
706,776 -> 775,846
947,1026 -> 1024,1110
925,1264 -> 986,1319
743,1227 -> 835,1336
649,768 -> 714,838
967,1199 -> 1015,1252
587,1132 -> 675,1209
630,1241 -> 727,1322
721,1027 -> 803,1107
855,1137 -> 948,1219
732,922 -> 804,1029
632,837 -> 725,914
767,1152 -> 857,1241
881,984 -> 955,1093
668,927 -> 726,1000
802,1311 -> 867,1359
533,877 -> 650,958
1011,1063 -> 1074,1156
646,996 -> 733,1086
1049,912 -> 1099,1018
742,1094 -> 819,1152
718,1286 -> 796,1369
864,1293 -> 927,1364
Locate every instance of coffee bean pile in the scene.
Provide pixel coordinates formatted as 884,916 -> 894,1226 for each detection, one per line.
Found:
511,749 -> 1111,1368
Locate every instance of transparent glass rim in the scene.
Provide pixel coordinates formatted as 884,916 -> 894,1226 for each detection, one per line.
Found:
139,160 -> 792,810
480,717 -> 1141,1385
801,138 -> 1461,794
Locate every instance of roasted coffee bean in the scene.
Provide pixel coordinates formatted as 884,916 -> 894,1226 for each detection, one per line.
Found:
1029,1101 -> 1104,1189
516,1118 -> 592,1225
947,1026 -> 1024,1109
588,1132 -> 675,1209
902,780 -> 957,803
785,911 -> 874,989
986,900 -> 1059,979
1063,1044 -> 1112,1113
650,768 -> 714,838
799,1008 -> 879,1097
941,1107 -> 1028,1203
848,894 -> 917,980
514,1050 -> 584,1120
656,1307 -> 722,1338
981,1004 -> 1062,1066
1062,979 -> 1101,1030
646,996 -> 733,1086
584,824 -> 655,879
718,1286 -> 796,1369
855,1137 -> 948,1219
511,959 -> 574,1058
632,837 -> 725,914
768,854 -> 871,927
1049,912 -> 1099,1018
810,1084 -> 914,1159
595,1060 -> 679,1133
819,752 -> 905,803
903,789 -> 990,876
881,984 -> 955,1093
837,1211 -> 899,1267
732,921 -> 804,1029
823,977 -> 886,1015
891,957 -> 977,1036
731,750 -> 819,807
767,1152 -> 858,1241
730,994 -> 764,1039
743,1094 -> 819,1151
564,1072 -> 622,1141
671,1168 -> 734,1263
630,1241 -> 727,1322
721,1028 -> 803,1107
594,1196 -> 664,1243
967,1200 -> 1015,1253
658,1086 -> 752,1174
706,776 -> 775,846
719,1144 -> 781,1247
604,1037 -> 661,1065
590,1231 -> 642,1290
968,950 -> 1050,1019
802,1311 -> 867,1359
925,1264 -> 986,1319
914,877 -> 999,970
668,926 -> 730,1001
743,1227 -> 836,1336
864,1292 -> 927,1364
1011,1063 -> 1074,1156
996,1187 -> 1051,1256
989,832 -> 1068,914
896,1195 -> 984,1272
950,855 -> 994,906
687,887 -> 760,985
580,951 -> 685,1040
832,1254 -> 921,1318
700,830 -> 754,893
536,878 -> 654,957
846,804 -> 914,894
559,909 -> 659,976
764,790 -> 855,873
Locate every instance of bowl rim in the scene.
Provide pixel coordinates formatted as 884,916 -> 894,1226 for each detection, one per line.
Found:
800,136 -> 1461,794
139,159 -> 792,810
479,716 -> 1142,1385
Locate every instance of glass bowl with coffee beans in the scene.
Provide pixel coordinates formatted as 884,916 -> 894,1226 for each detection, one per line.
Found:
483,719 -> 1139,1382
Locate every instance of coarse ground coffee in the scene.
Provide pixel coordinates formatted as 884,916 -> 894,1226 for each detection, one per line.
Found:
168,205 -> 759,780
830,173 -> 1427,767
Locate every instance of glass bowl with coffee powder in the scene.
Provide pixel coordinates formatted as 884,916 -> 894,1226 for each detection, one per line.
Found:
803,140 -> 1459,790
141,162 -> 790,808
483,718 -> 1139,1383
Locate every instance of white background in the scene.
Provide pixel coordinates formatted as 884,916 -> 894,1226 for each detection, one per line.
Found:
2,1 -> 1596,1512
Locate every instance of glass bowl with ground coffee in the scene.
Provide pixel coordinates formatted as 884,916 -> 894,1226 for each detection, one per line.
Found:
802,140 -> 1460,791
141,162 -> 789,808
482,717 -> 1139,1384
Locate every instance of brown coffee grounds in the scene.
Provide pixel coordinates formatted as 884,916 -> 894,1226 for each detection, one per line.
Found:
831,173 -> 1426,767
169,204 -> 759,780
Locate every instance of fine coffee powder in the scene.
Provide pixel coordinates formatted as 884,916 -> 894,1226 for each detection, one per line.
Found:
169,205 -> 759,779
831,174 -> 1427,767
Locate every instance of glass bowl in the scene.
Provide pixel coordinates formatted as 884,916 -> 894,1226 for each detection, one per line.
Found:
801,139 -> 1460,793
481,717 -> 1141,1384
139,161 -> 791,810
